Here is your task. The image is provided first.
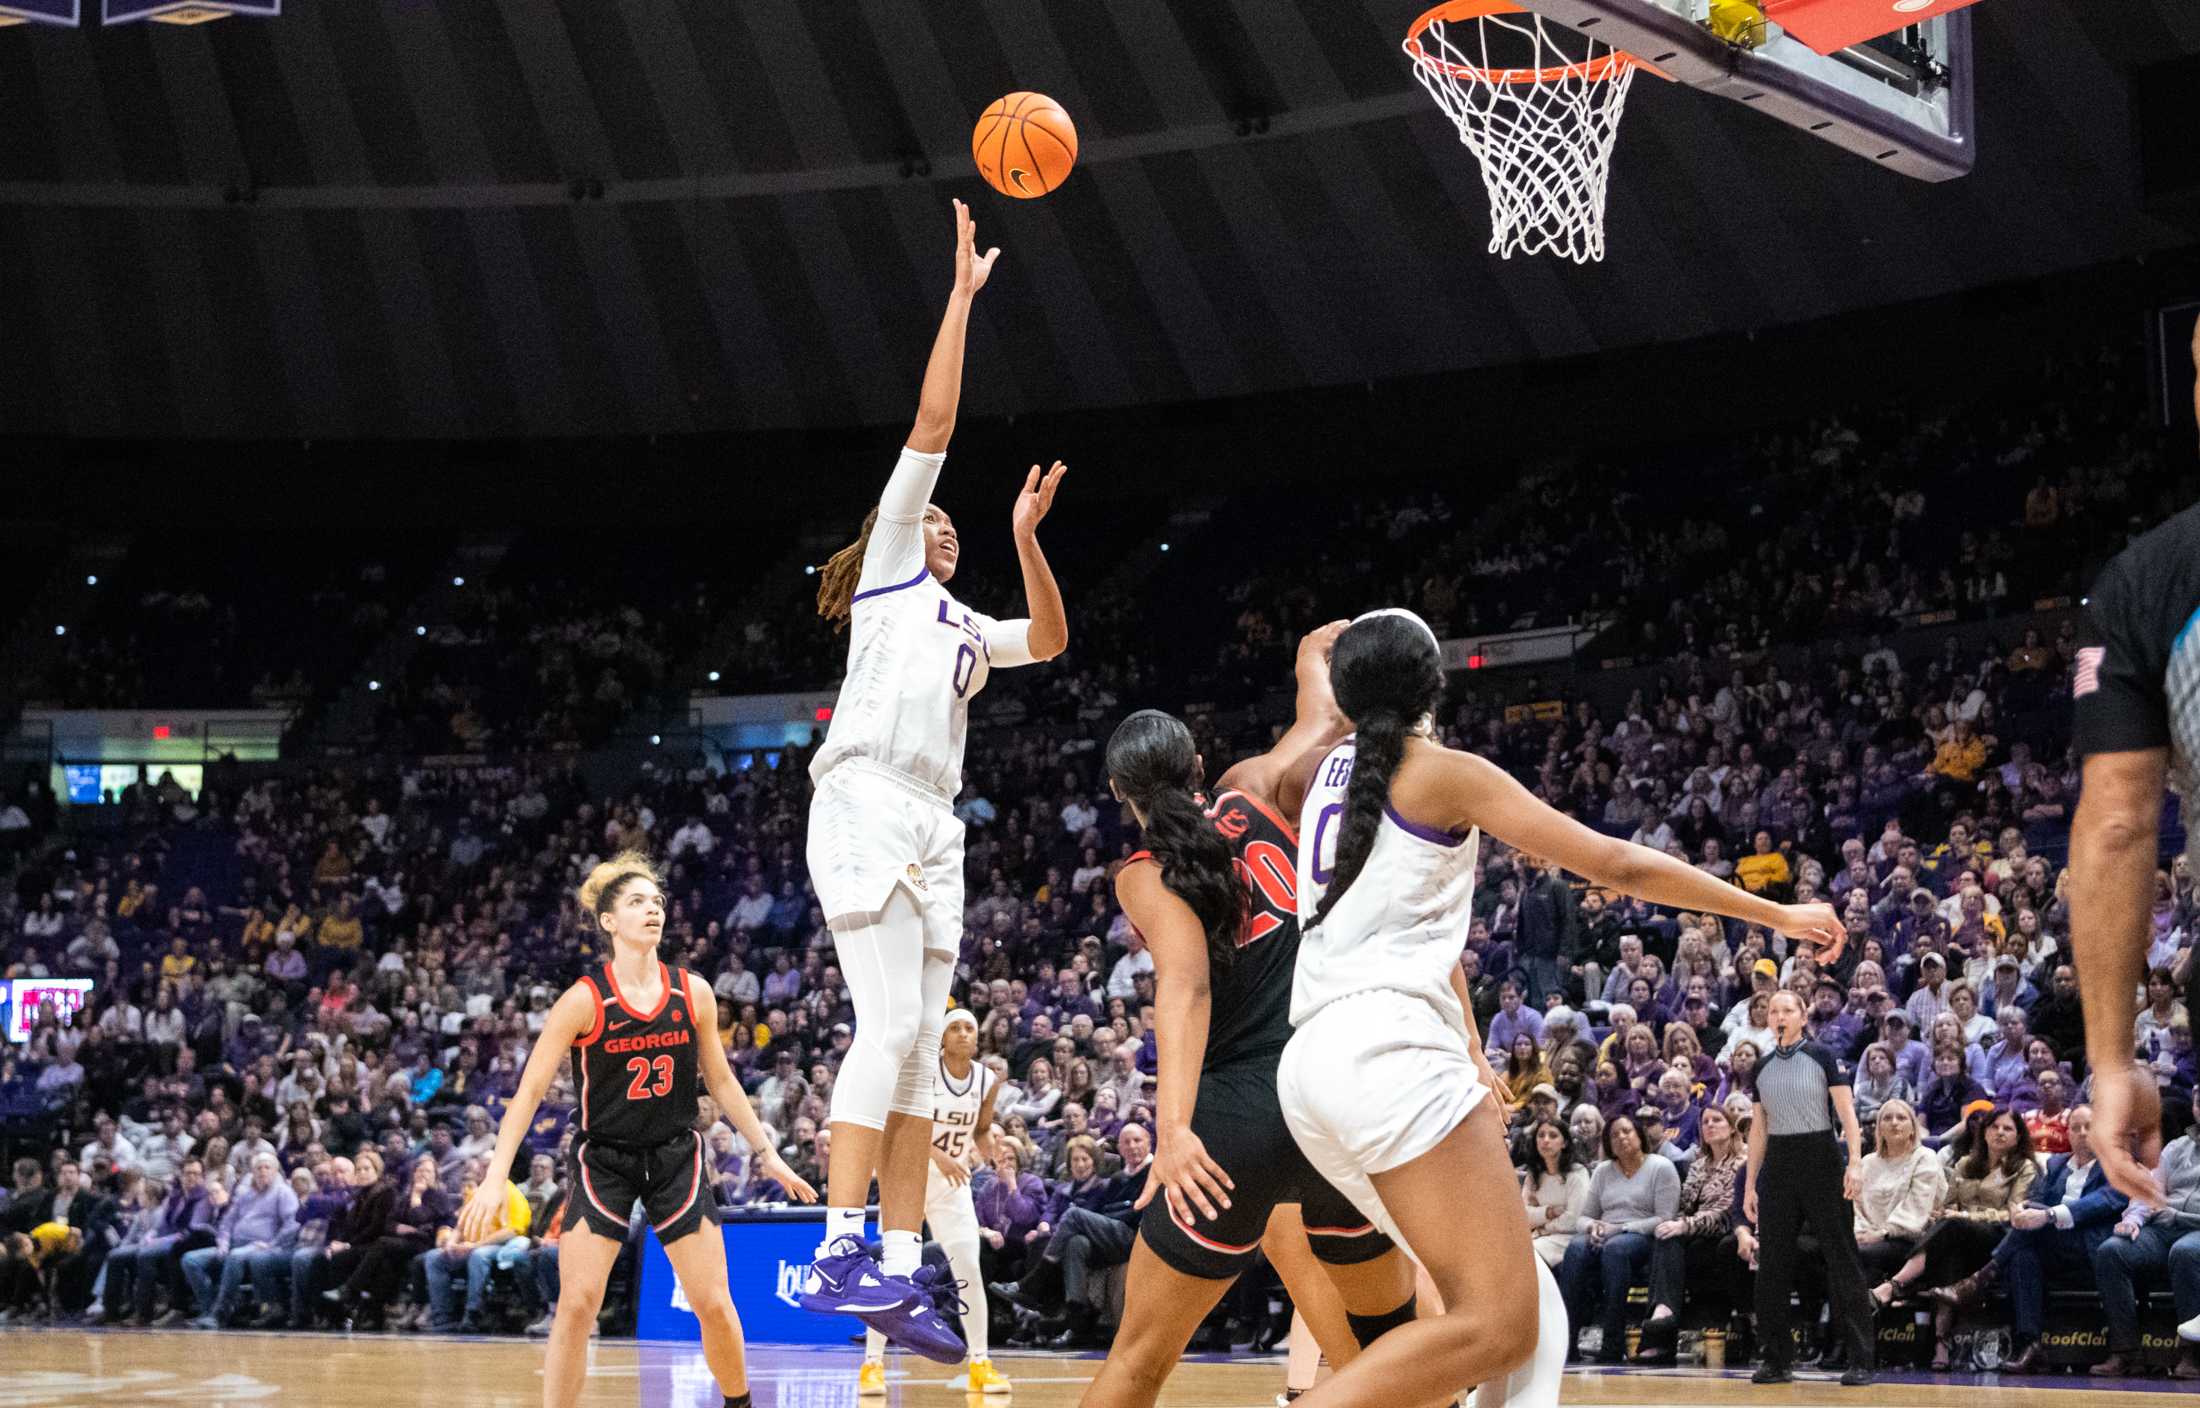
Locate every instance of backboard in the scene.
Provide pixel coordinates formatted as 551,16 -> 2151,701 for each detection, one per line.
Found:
1519,0 -> 1974,180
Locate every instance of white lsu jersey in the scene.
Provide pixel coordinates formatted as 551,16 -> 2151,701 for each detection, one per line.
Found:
930,1057 -> 997,1167
1293,739 -> 1482,1030
808,448 -> 1038,798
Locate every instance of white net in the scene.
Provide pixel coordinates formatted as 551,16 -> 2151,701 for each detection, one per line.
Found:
1405,7 -> 1638,263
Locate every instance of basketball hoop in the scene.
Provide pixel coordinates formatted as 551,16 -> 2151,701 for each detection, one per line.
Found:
1404,0 -> 1641,263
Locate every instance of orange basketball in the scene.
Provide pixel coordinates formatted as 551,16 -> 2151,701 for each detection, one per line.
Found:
972,92 -> 1078,199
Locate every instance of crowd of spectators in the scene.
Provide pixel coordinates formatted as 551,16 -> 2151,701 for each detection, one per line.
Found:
1182,344 -> 2190,714
3,595 -> 2191,1362
0,356 -> 2195,1369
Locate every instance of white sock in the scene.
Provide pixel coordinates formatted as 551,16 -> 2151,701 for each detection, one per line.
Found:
820,1205 -> 866,1255
882,1230 -> 921,1280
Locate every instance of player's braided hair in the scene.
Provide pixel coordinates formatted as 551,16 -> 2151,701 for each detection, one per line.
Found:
1306,615 -> 1446,930
815,508 -> 881,634
1105,709 -> 1244,975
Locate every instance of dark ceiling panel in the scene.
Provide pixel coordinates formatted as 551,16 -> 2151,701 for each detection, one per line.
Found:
0,0 -> 2186,440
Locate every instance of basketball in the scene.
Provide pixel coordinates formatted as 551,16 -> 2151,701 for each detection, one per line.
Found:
973,92 -> 1079,199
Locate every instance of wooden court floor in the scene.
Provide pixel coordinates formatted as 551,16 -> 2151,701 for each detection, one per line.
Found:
6,1329 -> 2195,1408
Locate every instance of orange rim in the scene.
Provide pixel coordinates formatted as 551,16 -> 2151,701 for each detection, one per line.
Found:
1404,0 -> 1636,86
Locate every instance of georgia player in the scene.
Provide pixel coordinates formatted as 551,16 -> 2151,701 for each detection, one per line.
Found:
459,853 -> 814,1408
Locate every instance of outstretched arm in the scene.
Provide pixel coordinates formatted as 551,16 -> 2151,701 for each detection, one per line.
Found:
904,198 -> 998,457
687,973 -> 816,1203
1407,742 -> 1845,958
456,985 -> 592,1242
1216,621 -> 1350,821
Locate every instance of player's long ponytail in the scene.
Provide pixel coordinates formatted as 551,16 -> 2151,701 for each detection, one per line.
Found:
1306,612 -> 1447,930
815,508 -> 880,634
1105,709 -> 1244,974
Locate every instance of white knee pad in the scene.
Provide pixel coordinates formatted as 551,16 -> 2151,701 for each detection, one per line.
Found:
889,1011 -> 944,1119
827,900 -> 929,1132
885,950 -> 955,1120
833,1002 -> 923,1132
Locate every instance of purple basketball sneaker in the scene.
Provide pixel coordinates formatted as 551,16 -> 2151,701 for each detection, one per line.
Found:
797,1237 -> 912,1318
858,1261 -> 969,1365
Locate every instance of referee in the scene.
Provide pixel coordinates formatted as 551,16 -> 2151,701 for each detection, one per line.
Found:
1744,990 -> 1874,1386
2072,317 -> 2200,1206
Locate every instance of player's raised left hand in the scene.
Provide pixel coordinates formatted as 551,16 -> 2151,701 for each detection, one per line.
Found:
1012,462 -> 1067,541
759,1150 -> 818,1204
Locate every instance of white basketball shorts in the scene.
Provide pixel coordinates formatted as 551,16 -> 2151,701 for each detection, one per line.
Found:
1277,988 -> 1491,1260
806,757 -> 965,949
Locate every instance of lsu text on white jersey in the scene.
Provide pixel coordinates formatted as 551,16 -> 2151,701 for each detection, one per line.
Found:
809,448 -> 1037,798
1292,740 -> 1482,1029
931,1057 -> 996,1167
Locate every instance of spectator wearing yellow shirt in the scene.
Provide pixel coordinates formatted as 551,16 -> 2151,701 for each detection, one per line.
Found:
2006,627 -> 2052,673
1921,821 -> 1993,887
116,880 -> 149,920
1734,829 -> 1792,897
1927,718 -> 1988,782
424,1174 -> 531,1333
316,895 -> 364,953
238,906 -> 275,952
312,839 -> 353,888
159,936 -> 198,983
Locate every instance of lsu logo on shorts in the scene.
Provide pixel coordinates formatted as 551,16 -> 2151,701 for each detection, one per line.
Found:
904,863 -> 930,893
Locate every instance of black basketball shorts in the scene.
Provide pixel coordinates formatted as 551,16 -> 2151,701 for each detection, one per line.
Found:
1138,1058 -> 1394,1280
568,1130 -> 718,1244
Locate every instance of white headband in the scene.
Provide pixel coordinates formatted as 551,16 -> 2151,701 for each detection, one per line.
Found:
943,1008 -> 979,1034
1350,607 -> 1441,653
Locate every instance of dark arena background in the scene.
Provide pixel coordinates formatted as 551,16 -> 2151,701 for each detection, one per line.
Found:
2,2 -> 2199,1406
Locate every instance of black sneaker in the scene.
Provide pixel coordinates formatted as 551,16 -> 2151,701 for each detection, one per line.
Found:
1840,1366 -> 1875,1387
1751,1364 -> 1794,1385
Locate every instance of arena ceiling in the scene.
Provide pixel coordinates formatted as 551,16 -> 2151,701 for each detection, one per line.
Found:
0,0 -> 2193,440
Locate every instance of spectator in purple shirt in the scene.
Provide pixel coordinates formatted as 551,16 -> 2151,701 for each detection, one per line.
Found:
1051,969 -> 1101,1025
761,953 -> 802,1007
1978,1007 -> 2032,1098
243,1156 -> 352,1328
1488,980 -> 1546,1057
1879,1011 -> 1933,1091
182,1151 -> 298,1327
112,1157 -> 214,1324
263,931 -> 307,986
1809,975 -> 1866,1058
971,1138 -> 1047,1286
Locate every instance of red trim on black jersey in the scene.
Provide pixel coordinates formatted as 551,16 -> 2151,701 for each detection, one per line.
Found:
668,967 -> 695,1028
604,960 -> 671,1022
1123,849 -> 1154,867
1212,788 -> 1299,847
574,976 -> 605,1048
1169,1200 -> 1260,1254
